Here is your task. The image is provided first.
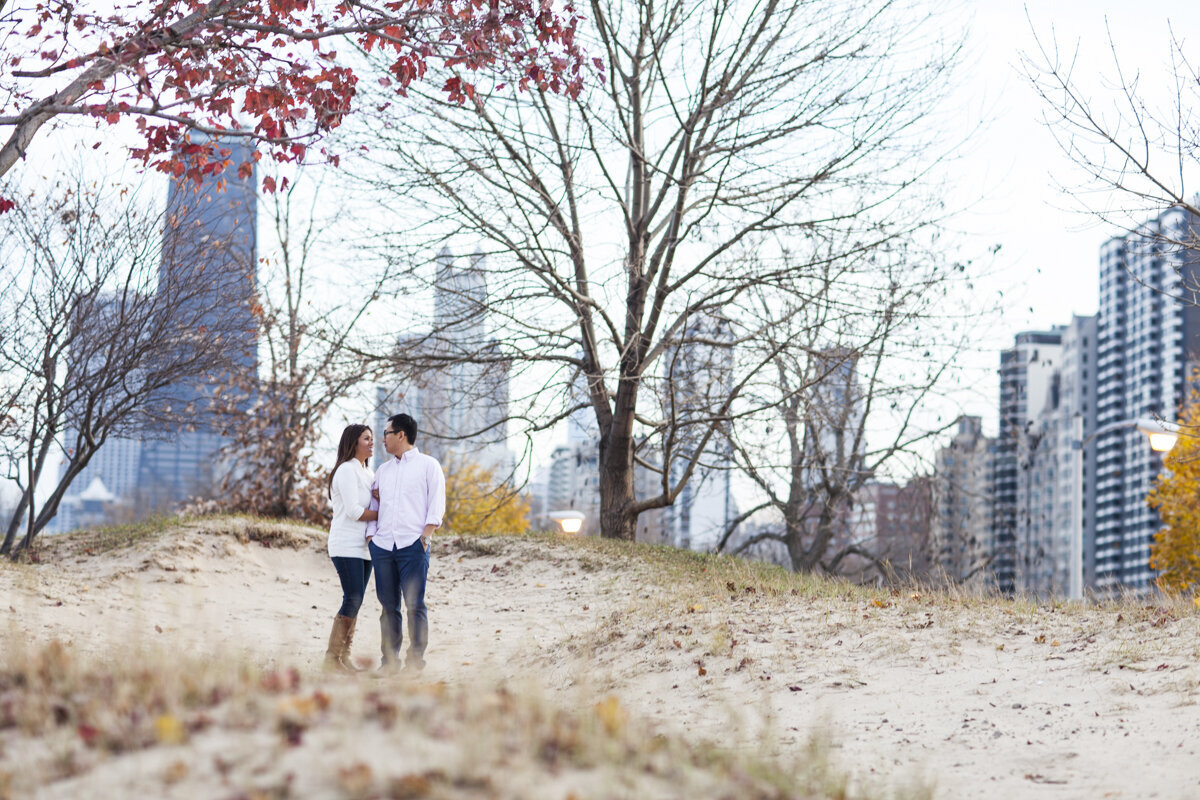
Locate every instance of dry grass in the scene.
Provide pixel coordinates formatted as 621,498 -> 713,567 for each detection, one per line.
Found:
0,636 -> 920,800
7,515 -> 325,567
489,531 -> 1199,682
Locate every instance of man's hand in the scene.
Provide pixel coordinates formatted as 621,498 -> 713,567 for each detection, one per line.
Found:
421,524 -> 436,551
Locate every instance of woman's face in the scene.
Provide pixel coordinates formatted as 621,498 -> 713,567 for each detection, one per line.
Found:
355,429 -> 374,462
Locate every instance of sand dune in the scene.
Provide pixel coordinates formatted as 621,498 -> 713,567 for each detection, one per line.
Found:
2,518 -> 1198,799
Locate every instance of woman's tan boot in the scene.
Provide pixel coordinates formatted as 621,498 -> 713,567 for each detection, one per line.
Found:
339,616 -> 362,671
323,616 -> 354,672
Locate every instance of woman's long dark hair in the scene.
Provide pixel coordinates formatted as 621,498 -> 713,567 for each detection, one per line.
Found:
328,424 -> 371,498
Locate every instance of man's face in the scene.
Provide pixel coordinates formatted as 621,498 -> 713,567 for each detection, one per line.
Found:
382,425 -> 405,456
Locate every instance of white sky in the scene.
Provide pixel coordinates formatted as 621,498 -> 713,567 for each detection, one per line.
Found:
947,1 -> 1200,432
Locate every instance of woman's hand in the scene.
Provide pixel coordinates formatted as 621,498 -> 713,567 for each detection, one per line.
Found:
358,509 -> 378,522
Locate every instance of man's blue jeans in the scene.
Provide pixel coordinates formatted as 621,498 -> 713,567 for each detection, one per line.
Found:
369,539 -> 429,667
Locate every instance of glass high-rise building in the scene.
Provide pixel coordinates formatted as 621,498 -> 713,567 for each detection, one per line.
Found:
1094,208 -> 1200,591
992,328 -> 1063,594
136,138 -> 259,510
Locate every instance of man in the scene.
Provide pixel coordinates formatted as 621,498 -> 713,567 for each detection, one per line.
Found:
365,413 -> 445,671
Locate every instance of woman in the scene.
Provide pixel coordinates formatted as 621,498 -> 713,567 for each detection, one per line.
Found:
324,423 -> 377,672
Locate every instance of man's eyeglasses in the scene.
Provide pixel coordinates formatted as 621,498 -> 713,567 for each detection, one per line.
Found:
382,429 -> 397,437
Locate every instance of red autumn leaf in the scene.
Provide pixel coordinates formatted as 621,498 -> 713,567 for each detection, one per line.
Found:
77,724 -> 101,746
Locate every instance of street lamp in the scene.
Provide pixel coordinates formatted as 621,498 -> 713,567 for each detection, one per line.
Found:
1069,416 -> 1181,600
548,510 -> 586,535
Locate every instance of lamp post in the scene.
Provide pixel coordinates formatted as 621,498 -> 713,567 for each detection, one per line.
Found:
1069,416 -> 1180,600
548,510 -> 586,535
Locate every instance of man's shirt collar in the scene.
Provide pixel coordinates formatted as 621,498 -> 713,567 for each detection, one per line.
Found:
393,446 -> 421,463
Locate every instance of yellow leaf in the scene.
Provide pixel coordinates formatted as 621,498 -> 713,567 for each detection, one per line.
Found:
1147,397 -> 1200,595
277,695 -> 317,719
593,695 -> 627,735
688,604 -> 703,613
154,714 -> 186,745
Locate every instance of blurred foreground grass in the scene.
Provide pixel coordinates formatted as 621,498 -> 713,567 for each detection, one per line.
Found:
0,637 -> 914,800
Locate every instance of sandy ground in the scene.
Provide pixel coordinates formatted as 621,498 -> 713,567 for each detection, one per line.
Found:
2,522 -> 1199,799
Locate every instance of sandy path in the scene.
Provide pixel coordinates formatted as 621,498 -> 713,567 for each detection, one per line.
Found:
3,527 -> 1198,799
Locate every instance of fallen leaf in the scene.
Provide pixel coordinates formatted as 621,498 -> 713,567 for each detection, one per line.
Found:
390,773 -> 435,799
337,762 -> 373,796
163,760 -> 189,784
594,696 -> 627,735
154,714 -> 186,745
788,685 -> 802,692
77,723 -> 100,746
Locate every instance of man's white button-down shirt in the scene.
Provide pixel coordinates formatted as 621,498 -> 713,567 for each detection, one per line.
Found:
364,447 -> 446,550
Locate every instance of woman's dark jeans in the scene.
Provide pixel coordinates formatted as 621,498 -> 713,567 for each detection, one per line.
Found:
331,556 -> 373,618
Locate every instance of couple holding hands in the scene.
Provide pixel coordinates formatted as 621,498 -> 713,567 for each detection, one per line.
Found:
323,413 -> 446,673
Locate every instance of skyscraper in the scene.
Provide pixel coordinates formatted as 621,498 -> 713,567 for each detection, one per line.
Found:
377,247 -> 512,476
992,328 -> 1063,593
660,312 -> 737,552
1013,315 -> 1097,596
137,138 -> 259,509
1094,209 -> 1200,591
931,415 -> 993,583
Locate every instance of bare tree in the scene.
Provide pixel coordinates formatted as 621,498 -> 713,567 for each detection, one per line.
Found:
1024,19 -> 1200,293
715,236 -> 967,575
0,164 -> 251,554
209,169 -> 399,523
347,0 -> 965,540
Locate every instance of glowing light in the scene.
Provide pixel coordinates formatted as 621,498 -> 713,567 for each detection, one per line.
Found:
1148,432 -> 1178,453
549,510 -> 586,535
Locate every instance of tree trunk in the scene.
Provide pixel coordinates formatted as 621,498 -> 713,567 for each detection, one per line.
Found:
598,460 -> 637,541
0,490 -> 30,554
786,498 -> 840,573
597,420 -> 637,541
